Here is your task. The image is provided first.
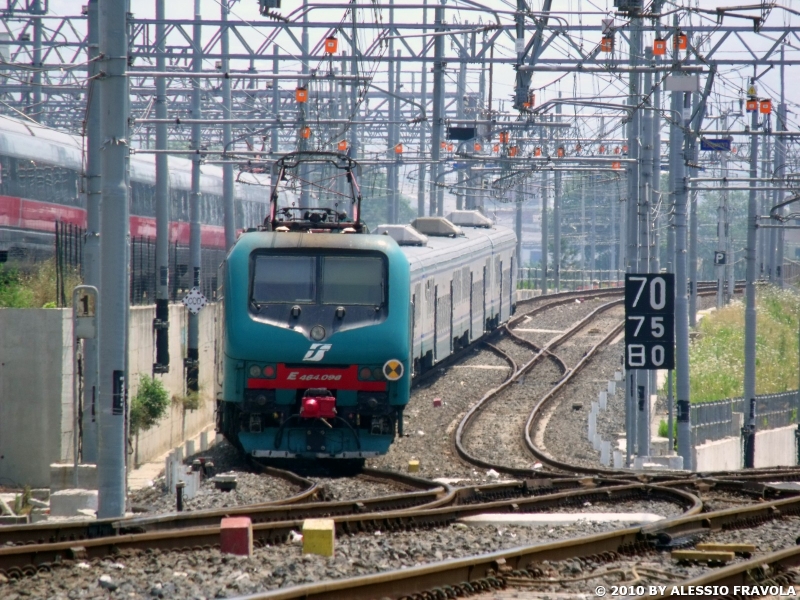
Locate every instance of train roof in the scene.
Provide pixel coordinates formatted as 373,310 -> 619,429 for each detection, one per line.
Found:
232,229 -> 406,257
0,114 -> 269,201
398,224 -> 516,270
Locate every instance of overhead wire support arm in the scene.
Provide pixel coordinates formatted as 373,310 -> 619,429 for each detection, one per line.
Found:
514,0 -> 552,110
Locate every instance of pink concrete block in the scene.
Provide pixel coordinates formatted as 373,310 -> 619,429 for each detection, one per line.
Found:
433,398 -> 442,408
220,516 -> 253,556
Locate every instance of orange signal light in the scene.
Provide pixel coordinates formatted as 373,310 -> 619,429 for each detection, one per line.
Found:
599,144 -> 605,154
557,146 -> 565,158
441,141 -> 447,149
474,142 -> 482,152
324,36 -> 338,54
493,144 -> 500,153
301,126 -> 311,139
295,87 -> 308,103
653,39 -> 666,56
447,143 -> 454,152
612,161 -> 621,170
674,33 -> 687,50
498,131 -> 510,144
600,36 -> 613,53
508,146 -> 518,157
534,147 -> 542,157
394,143 -> 403,154
337,139 -> 347,152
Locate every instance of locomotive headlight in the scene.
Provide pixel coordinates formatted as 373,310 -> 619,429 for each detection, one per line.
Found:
262,365 -> 275,378
310,325 -> 326,341
359,367 -> 372,380
248,365 -> 262,378
372,367 -> 384,381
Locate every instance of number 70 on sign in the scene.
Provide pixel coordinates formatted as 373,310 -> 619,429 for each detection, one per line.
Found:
624,274 -> 675,370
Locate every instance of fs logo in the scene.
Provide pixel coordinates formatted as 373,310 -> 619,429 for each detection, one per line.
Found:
302,343 -> 332,362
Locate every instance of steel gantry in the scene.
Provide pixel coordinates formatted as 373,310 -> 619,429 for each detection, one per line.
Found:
2,1 -> 800,511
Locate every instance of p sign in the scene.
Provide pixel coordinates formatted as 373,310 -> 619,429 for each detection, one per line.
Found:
714,251 -> 727,266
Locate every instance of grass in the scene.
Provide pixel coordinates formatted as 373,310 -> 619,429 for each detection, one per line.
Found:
0,259 -> 80,308
688,286 -> 800,403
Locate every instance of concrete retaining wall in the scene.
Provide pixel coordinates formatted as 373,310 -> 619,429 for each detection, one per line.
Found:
130,304 -> 217,467
693,424 -> 798,471
0,303 -> 217,488
0,309 -> 74,487
693,436 -> 742,472
755,425 -> 797,468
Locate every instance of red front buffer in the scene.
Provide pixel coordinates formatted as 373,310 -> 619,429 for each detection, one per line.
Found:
300,389 -> 337,419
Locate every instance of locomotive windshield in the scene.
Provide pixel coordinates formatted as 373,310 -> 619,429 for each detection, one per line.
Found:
251,253 -> 385,306
252,256 -> 316,303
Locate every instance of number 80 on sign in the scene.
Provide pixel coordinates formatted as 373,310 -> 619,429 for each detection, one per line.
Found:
624,274 -> 675,370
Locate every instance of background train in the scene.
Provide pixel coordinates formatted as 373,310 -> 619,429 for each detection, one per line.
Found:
216,189 -> 517,459
0,114 -> 269,289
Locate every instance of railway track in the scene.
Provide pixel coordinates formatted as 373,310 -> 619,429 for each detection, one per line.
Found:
3,281 -> 798,600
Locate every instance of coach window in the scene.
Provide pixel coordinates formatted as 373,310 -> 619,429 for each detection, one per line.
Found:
252,255 -> 316,304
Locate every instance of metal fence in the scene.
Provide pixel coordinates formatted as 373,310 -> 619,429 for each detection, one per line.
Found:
691,390 -> 800,446
517,268 -> 624,292
128,238 -> 225,305
55,220 -> 85,307
56,221 -> 225,307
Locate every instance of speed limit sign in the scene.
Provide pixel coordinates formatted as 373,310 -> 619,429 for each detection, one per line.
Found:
182,287 -> 207,315
624,274 -> 675,370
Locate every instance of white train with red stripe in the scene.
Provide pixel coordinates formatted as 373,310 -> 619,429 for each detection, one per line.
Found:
0,114 -> 268,264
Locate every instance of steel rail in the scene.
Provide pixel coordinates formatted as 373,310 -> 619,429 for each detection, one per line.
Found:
0,483 -> 699,579
454,298 -> 625,477
222,493 -> 800,600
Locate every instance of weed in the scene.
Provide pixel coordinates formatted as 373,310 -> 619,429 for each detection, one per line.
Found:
130,375 -> 170,434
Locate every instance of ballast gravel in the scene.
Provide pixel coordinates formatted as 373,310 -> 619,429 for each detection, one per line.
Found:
129,440 -> 417,515
0,520 -> 633,600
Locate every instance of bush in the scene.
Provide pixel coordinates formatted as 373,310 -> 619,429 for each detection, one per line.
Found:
0,259 -> 80,308
130,375 -> 170,434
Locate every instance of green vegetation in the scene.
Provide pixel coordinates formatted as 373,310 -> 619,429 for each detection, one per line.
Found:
657,419 -> 676,439
689,286 -> 800,403
0,259 -> 80,308
130,375 -> 170,434
173,391 -> 202,412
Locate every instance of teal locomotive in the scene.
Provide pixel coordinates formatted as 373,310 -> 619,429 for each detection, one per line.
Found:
216,152 -> 516,459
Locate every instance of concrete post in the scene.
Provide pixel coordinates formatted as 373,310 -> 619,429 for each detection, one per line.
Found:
554,97 -> 562,292
675,90 -> 692,471
186,0 -> 202,393
429,0 -> 444,216
82,0 -> 101,463
97,0 -> 131,518
743,86 -> 760,468
638,52 -> 653,458
221,1 -> 235,250
417,2 -> 428,217
688,92 -> 700,327
31,0 -> 42,121
540,125 -> 548,294
626,13 -> 642,463
153,0 -> 170,375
